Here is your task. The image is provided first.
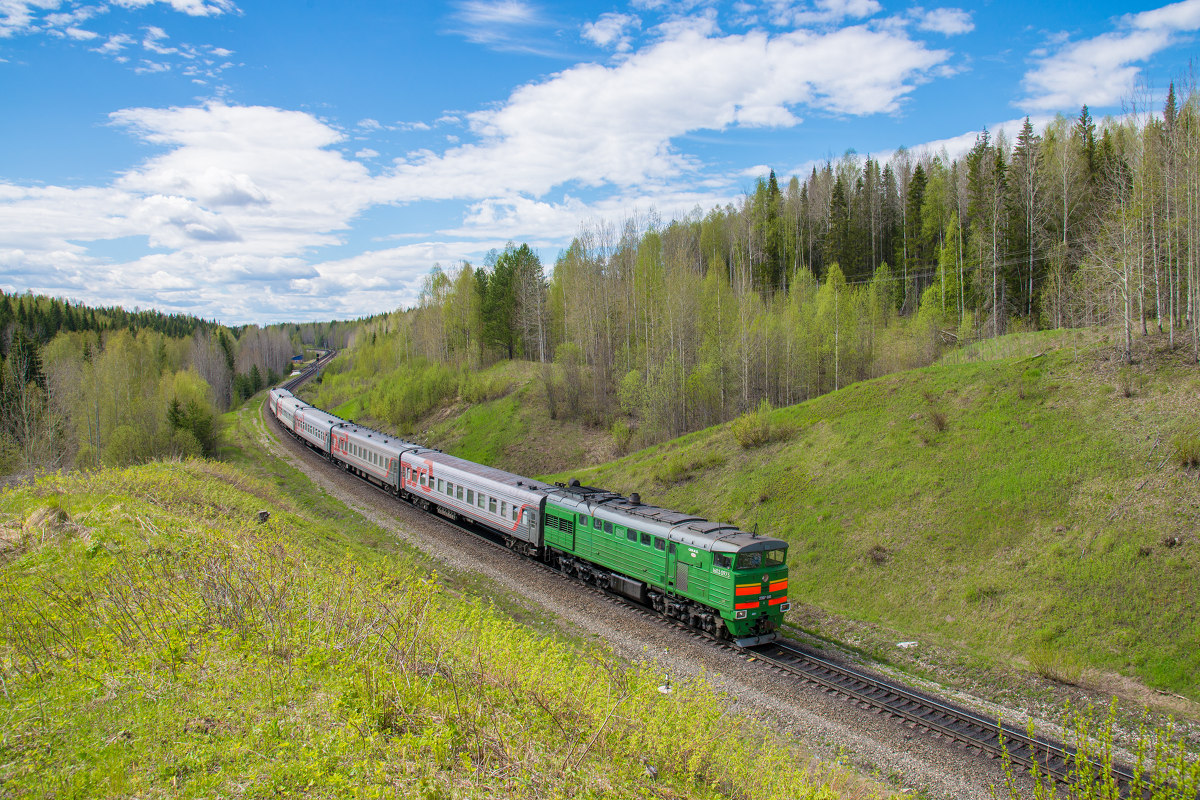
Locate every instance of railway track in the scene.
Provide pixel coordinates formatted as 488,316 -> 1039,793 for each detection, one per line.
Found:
745,639 -> 1142,792
276,352 -> 1151,796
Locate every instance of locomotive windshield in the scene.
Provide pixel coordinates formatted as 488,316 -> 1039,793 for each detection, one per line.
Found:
736,547 -> 786,569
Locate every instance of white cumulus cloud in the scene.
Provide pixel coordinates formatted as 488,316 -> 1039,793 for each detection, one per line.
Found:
582,12 -> 641,51
1022,0 -> 1200,111
382,22 -> 948,202
913,6 -> 973,35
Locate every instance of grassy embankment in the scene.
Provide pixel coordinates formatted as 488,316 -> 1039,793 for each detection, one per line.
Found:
554,331 -> 1200,702
304,356 -> 616,478
0,399 -> 861,799
308,331 -> 1200,705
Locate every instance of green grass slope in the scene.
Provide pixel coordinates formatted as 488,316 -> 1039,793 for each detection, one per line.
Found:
305,358 -> 617,478
0,402 -> 854,799
550,335 -> 1200,700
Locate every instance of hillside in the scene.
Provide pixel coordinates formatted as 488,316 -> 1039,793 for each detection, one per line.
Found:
307,330 -> 1200,710
550,331 -> 1200,705
0,403 -> 847,799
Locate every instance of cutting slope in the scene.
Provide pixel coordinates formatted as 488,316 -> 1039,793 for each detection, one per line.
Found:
550,335 -> 1200,698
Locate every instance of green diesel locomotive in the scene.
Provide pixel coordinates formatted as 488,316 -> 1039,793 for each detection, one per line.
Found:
542,480 -> 788,645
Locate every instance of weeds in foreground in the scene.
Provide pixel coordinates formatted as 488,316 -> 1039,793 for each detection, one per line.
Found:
0,461 -> 849,799
994,701 -> 1200,800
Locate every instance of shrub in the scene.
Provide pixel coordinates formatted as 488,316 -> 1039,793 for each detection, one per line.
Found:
102,425 -> 144,467
1171,426 -> 1200,468
866,544 -> 890,565
610,418 -> 634,454
1027,645 -> 1082,686
731,399 -> 774,449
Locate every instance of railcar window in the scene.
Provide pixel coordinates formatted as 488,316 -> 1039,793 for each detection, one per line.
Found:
437,478 -> 444,492
478,494 -> 485,509
764,549 -> 786,567
511,506 -> 518,521
669,542 -> 676,555
738,552 -> 762,569
640,532 -> 651,546
457,486 -> 463,500
627,529 -> 637,542
593,518 -> 601,530
466,489 -> 474,504
500,501 -> 507,518
489,498 -> 497,514
578,514 -> 589,527
654,538 -> 665,551
604,521 -> 613,534
714,554 -> 732,569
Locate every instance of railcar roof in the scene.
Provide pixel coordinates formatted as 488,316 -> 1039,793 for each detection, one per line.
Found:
547,481 -> 786,553
415,449 -> 555,493
294,406 -> 346,429
338,422 -> 421,453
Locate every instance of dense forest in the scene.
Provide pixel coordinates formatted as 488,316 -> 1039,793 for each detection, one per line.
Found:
347,87 -> 1200,448
0,290 -> 370,476
8,85 -> 1200,470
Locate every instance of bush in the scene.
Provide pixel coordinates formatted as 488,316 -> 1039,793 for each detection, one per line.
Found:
610,418 -> 634,454
731,399 -> 774,449
1171,426 -> 1200,468
1026,645 -> 1082,686
102,425 -> 144,467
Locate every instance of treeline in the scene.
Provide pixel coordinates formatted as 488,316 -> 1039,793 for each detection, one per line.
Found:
0,293 -> 380,476
0,290 -> 219,343
353,83 -> 1200,449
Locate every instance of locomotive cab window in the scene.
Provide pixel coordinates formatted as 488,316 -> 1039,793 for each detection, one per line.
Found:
737,552 -> 762,569
654,537 -> 665,551
764,548 -> 786,567
578,514 -> 589,527
669,542 -> 676,555
714,553 -> 733,569
593,517 -> 601,530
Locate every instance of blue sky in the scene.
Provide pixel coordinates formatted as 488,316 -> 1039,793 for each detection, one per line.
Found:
1,0 -> 1197,324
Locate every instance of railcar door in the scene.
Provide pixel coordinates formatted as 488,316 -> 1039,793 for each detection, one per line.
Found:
524,507 -> 543,544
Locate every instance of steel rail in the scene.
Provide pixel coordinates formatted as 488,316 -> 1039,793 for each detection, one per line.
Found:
750,639 -> 1140,791
271,356 -> 1155,797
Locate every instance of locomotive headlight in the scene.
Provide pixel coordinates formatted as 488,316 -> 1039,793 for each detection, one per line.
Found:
735,610 -> 747,619
780,603 -> 791,612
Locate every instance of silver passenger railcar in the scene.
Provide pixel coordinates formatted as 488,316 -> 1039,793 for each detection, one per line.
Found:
332,422 -> 419,492
400,449 -> 552,555
293,405 -> 345,455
